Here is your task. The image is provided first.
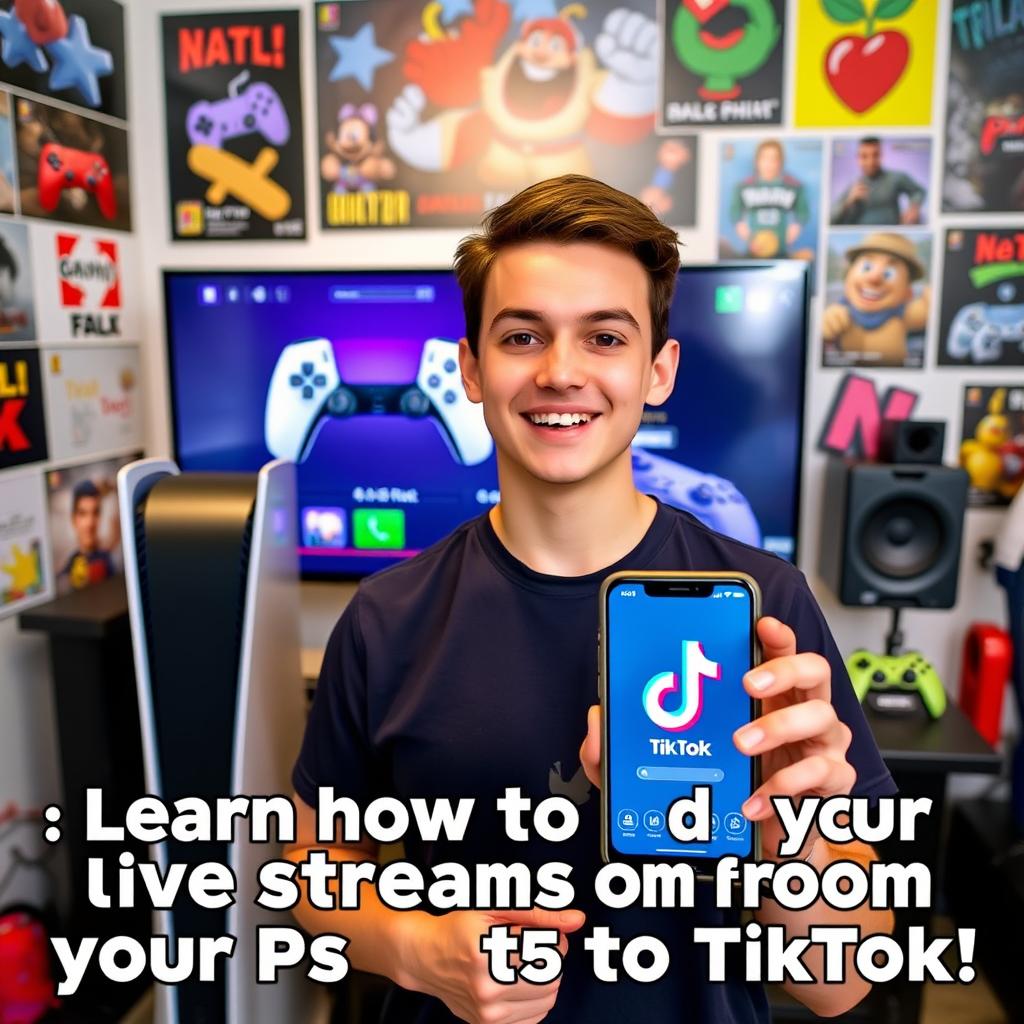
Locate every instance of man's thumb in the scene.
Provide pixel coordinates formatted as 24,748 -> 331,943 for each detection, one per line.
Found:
493,908 -> 586,933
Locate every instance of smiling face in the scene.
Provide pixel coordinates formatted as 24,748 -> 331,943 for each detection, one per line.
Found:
843,251 -> 913,311
857,141 -> 882,178
460,242 -> 678,487
334,116 -> 373,162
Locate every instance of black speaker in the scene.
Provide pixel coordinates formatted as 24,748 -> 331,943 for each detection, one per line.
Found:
878,419 -> 946,465
820,459 -> 969,608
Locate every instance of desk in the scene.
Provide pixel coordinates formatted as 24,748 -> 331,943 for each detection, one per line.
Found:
772,701 -> 1001,1024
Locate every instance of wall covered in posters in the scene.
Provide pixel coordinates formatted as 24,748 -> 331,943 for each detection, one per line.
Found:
313,0 -> 697,229
163,9 -> 306,241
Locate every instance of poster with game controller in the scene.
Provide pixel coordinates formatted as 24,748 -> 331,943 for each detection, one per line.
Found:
0,220 -> 36,342
0,469 -> 51,619
0,347 -> 47,471
959,385 -> 1024,507
15,96 -> 130,230
313,0 -> 697,230
0,0 -> 126,120
942,0 -> 1023,213
938,228 -> 1024,367
658,0 -> 786,129
29,222 -> 139,343
46,449 -> 138,596
162,10 -> 306,241
42,346 -> 142,462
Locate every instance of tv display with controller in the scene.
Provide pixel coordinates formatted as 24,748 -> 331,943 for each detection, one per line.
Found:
165,263 -> 808,578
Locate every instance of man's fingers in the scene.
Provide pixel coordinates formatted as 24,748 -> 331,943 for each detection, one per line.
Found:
742,755 -> 857,819
579,705 -> 601,788
743,651 -> 831,702
493,908 -> 586,933
733,699 -> 843,756
756,616 -> 797,661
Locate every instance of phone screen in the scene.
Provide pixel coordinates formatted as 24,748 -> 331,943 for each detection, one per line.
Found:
604,578 -> 756,861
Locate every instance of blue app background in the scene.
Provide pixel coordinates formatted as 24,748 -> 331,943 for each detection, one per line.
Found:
607,583 -> 754,859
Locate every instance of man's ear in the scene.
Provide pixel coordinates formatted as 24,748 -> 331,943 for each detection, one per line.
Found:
645,337 -> 680,407
459,337 -> 483,404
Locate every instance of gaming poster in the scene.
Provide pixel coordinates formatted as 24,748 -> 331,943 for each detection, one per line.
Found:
823,229 -> 932,369
959,384 -> 1024,507
658,0 -> 786,128
163,10 -> 306,241
939,228 -> 1024,367
0,220 -> 36,342
0,347 -> 47,471
0,470 -> 51,619
0,91 -> 16,213
829,136 -> 931,226
717,137 -> 821,281
15,96 -> 131,231
313,0 -> 697,229
0,0 -> 126,119
46,450 -> 137,596
942,0 -> 1024,213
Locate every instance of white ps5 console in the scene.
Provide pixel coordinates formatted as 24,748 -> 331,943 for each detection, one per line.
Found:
117,458 -> 325,1024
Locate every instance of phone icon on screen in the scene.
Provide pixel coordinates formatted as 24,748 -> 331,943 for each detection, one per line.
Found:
353,508 -> 406,550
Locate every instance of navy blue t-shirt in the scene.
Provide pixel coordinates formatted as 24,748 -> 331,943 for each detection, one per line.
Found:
294,500 -> 896,1024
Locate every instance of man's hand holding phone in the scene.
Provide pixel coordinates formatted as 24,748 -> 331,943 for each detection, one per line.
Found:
733,616 -> 856,861
396,907 -> 585,1024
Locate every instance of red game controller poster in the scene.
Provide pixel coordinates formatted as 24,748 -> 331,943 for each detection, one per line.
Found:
942,0 -> 1024,213
162,10 -> 306,242
313,0 -> 697,230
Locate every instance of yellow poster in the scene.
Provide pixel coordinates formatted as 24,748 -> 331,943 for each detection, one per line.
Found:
794,0 -> 936,127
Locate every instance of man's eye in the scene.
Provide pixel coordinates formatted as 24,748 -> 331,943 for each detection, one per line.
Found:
592,334 -> 623,348
506,332 -> 538,347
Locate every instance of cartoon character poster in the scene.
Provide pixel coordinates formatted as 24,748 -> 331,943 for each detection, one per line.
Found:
939,228 -> 1024,367
0,91 -> 16,213
0,470 -> 51,619
314,0 -> 697,229
960,385 -> 1024,506
0,220 -> 36,342
0,347 -> 47,470
942,0 -> 1024,213
830,136 -> 931,226
163,10 -> 306,241
717,137 -> 821,279
15,96 -> 130,231
46,450 -> 137,596
658,0 -> 786,128
0,0 -> 126,120
822,229 -> 932,369
793,0 -> 936,128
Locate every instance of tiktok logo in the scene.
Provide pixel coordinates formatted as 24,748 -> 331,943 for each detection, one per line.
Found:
642,641 -> 720,732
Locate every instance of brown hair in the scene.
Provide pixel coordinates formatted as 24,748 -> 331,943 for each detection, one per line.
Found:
754,139 -> 784,164
453,175 -> 680,357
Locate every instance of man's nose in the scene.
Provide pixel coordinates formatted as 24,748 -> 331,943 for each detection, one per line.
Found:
535,335 -> 585,390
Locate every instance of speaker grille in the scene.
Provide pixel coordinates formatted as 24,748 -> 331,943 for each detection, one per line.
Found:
859,498 -> 945,579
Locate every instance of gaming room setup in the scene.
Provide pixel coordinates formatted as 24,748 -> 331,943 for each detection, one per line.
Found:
0,1 -> 1023,1024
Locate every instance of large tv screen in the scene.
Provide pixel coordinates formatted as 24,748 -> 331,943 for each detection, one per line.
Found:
166,264 -> 808,578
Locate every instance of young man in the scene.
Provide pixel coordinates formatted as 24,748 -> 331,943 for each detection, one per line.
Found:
288,175 -> 895,1023
831,137 -> 926,226
58,479 -> 116,591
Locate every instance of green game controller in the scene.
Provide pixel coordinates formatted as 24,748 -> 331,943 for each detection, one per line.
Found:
846,650 -> 947,719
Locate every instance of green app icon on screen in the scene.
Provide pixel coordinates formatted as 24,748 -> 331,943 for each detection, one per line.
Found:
353,509 -> 406,550
715,285 -> 744,314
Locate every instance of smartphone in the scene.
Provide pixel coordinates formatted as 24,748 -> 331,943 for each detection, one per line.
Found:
599,571 -> 762,872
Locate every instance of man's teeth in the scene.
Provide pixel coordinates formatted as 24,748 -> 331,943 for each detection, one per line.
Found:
529,412 -> 592,427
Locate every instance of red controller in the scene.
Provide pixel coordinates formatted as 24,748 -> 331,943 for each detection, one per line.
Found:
37,143 -> 117,220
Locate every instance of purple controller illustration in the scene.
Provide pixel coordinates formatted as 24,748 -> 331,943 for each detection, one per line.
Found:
630,448 -> 762,547
265,337 -> 494,466
186,70 -> 290,149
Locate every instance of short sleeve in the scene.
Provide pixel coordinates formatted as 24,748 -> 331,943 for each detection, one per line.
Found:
292,592 -> 380,809
785,576 -> 898,800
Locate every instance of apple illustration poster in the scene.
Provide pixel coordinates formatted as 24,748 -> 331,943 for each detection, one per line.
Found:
313,0 -> 698,229
162,10 -> 306,241
938,228 -> 1024,368
793,0 -> 936,127
658,0 -> 787,128
942,0 -> 1024,213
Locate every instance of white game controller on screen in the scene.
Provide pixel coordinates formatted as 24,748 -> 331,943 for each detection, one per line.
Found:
947,303 -> 1024,363
264,337 -> 493,465
631,447 -> 762,547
